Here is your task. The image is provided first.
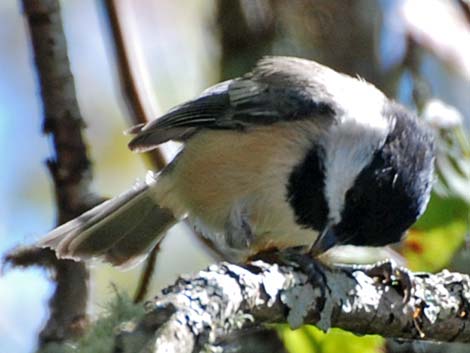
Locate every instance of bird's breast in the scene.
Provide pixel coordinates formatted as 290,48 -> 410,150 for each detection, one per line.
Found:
156,121 -> 324,260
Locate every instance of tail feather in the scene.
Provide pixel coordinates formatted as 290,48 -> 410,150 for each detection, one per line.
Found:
104,205 -> 174,267
39,175 -> 177,268
67,187 -> 156,256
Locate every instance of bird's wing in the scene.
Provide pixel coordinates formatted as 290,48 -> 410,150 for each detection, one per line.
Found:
128,56 -> 336,152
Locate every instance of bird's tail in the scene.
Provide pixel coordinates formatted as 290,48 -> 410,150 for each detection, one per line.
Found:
38,173 -> 176,268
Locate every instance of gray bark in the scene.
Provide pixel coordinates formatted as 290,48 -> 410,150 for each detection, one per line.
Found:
113,260 -> 470,353
6,0 -> 101,345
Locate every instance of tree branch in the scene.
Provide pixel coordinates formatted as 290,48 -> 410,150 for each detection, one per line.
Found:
5,0 -> 103,345
114,260 -> 470,353
101,0 -> 166,170
101,0 -> 169,303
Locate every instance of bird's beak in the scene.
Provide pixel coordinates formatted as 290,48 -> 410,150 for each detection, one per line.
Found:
313,226 -> 337,254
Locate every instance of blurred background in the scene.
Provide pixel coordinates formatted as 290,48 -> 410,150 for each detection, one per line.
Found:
0,0 -> 469,352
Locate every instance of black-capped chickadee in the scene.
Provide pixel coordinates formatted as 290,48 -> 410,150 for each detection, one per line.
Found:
39,56 -> 435,267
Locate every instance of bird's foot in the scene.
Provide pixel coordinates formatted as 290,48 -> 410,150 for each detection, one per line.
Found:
253,248 -> 330,297
336,259 -> 415,304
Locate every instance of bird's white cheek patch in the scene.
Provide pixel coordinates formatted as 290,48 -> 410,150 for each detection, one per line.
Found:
324,118 -> 391,224
321,80 -> 390,224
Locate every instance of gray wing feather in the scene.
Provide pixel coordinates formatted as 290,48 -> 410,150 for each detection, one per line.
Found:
128,56 -> 335,151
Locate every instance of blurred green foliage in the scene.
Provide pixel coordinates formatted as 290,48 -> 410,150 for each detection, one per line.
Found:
278,325 -> 383,353
405,195 -> 468,272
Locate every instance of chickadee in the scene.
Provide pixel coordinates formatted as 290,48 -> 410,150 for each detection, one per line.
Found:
39,56 -> 435,267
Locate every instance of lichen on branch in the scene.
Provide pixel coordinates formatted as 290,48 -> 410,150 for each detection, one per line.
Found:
114,259 -> 470,353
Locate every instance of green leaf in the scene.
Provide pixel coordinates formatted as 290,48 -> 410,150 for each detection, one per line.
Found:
414,193 -> 468,230
406,190 -> 468,272
404,220 -> 467,272
278,325 -> 384,353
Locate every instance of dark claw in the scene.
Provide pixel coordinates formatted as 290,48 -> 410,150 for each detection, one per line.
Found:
280,250 -> 330,297
250,247 -> 330,297
336,260 -> 415,304
366,260 -> 414,304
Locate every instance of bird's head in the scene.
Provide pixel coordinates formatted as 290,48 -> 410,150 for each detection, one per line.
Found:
316,102 -> 435,251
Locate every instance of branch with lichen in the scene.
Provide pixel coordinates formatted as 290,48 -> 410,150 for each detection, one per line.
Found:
113,259 -> 470,353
